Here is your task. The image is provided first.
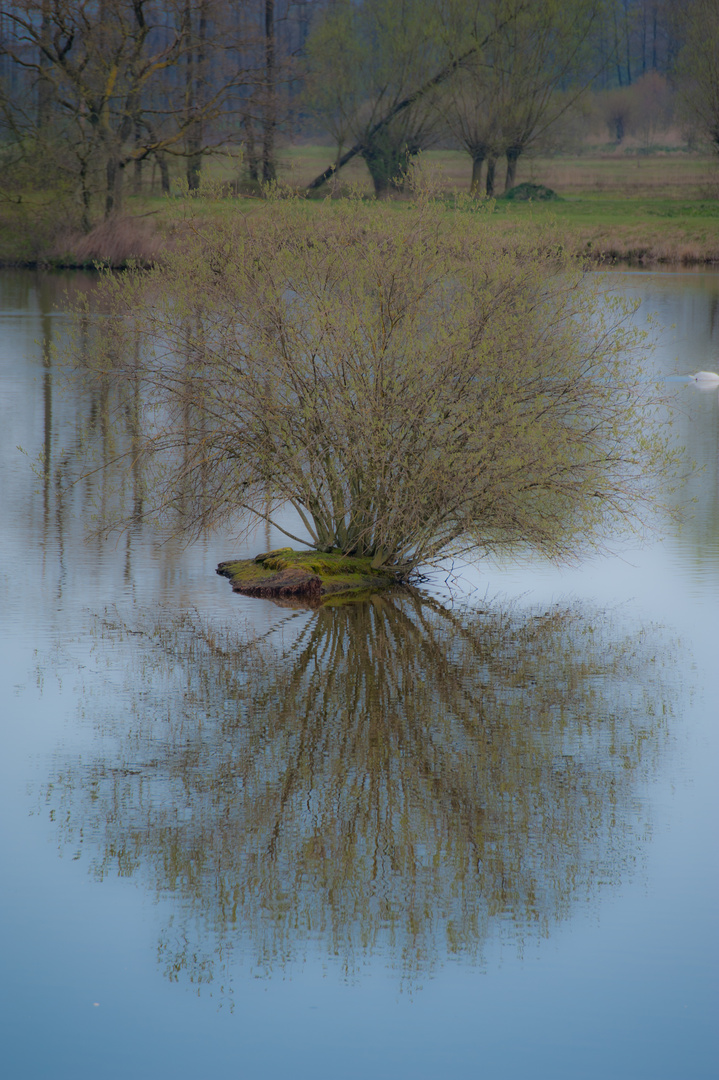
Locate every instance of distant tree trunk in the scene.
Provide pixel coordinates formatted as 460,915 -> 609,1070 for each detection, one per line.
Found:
132,119 -> 143,196
485,156 -> 496,197
79,160 -> 92,232
156,151 -> 170,194
143,117 -> 172,195
244,112 -> 260,182
652,4 -> 658,69
504,146 -> 521,192
469,151 -> 485,196
613,7 -> 623,86
361,144 -> 391,196
262,0 -> 276,183
104,77 -> 135,216
624,0 -> 632,85
185,1 -> 207,191
105,150 -> 125,217
37,0 -> 53,129
105,160 -> 118,216
361,131 -> 417,197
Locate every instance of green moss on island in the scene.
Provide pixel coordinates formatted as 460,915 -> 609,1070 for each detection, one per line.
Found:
217,548 -> 403,606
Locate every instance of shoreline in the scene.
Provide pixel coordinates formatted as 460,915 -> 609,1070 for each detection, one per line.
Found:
2,242 -> 717,273
2,192 -> 718,273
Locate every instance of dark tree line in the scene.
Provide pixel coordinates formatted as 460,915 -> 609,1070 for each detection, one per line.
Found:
0,0 -> 710,225
0,0 -> 307,223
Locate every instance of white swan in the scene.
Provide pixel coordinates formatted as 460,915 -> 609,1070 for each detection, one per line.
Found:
688,371 -> 719,384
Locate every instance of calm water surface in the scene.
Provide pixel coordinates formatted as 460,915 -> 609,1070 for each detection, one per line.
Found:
1,269 -> 718,1079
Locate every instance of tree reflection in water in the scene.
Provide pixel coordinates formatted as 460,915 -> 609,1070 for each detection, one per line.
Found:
45,591 -> 674,992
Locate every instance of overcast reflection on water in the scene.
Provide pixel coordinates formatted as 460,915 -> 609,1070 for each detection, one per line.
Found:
1,268 -> 718,1080
43,593 -> 674,992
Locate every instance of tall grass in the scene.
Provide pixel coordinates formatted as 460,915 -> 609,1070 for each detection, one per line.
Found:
50,216 -> 164,268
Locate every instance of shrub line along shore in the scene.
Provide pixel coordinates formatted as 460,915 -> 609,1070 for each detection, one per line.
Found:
3,202 -> 718,271
2,150 -> 718,270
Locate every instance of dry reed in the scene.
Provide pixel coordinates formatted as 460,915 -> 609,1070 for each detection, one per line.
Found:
50,215 -> 165,268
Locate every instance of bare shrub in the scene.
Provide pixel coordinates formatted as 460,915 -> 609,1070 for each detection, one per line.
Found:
71,193 -> 676,575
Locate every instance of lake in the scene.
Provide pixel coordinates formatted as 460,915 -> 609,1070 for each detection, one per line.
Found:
1,267 -> 717,1079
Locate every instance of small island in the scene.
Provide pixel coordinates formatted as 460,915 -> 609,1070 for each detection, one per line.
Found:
217,549 -> 401,605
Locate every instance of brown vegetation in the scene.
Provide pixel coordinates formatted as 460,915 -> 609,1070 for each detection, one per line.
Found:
49,215 -> 165,268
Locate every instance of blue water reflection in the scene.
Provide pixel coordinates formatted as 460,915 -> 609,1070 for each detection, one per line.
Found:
0,269 -> 717,1080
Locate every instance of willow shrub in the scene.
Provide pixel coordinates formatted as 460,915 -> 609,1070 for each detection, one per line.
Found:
81,194 -> 674,574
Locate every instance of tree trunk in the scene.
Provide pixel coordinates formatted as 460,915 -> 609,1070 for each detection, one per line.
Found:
262,0 -> 276,183
105,153 -> 124,217
485,156 -> 496,198
37,0 -> 53,129
244,113 -> 260,182
362,148 -> 391,197
132,120 -> 143,196
361,132 -> 415,197
652,6 -> 658,69
624,0 -> 632,85
613,8 -> 623,86
469,152 -> 484,196
185,1 -> 207,191
504,146 -> 521,192
156,151 -> 170,194
79,159 -> 92,232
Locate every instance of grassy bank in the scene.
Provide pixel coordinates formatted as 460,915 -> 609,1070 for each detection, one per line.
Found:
1,146 -> 718,268
487,193 -> 719,264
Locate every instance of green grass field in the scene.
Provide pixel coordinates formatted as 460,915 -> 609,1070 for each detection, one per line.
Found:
275,146 -> 719,264
1,144 -> 717,267
277,144 -> 716,199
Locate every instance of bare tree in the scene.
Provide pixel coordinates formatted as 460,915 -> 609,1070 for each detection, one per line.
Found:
0,1 -> 252,221
442,0 -> 608,197
262,0 -> 276,181
304,0 -> 446,195
72,194 -> 675,575
183,0 -> 208,191
674,0 -> 719,155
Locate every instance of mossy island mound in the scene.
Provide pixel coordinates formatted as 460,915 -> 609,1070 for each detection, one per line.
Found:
501,182 -> 560,202
217,548 -> 404,607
